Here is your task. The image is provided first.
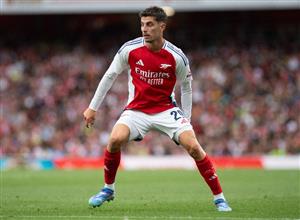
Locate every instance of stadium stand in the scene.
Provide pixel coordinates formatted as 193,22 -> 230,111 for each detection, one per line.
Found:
0,10 -> 299,164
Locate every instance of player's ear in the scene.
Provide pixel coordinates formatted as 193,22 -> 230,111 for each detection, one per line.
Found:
160,22 -> 166,31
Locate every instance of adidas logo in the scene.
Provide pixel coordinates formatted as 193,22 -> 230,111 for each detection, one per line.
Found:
136,59 -> 144,66
181,118 -> 188,124
209,174 -> 218,181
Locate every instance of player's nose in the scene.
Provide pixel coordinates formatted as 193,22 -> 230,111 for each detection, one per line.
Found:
141,25 -> 148,32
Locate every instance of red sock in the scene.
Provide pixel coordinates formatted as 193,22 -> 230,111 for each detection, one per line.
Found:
104,149 -> 121,184
195,155 -> 222,195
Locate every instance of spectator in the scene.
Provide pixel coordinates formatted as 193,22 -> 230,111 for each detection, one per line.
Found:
1,23 -> 299,160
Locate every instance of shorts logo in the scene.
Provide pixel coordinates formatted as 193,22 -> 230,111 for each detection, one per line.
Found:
181,118 -> 188,124
160,64 -> 172,69
136,59 -> 144,66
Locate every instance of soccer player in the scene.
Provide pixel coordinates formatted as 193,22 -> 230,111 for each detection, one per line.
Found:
83,6 -> 232,212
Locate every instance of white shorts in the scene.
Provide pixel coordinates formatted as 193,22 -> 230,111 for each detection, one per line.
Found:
115,107 -> 193,144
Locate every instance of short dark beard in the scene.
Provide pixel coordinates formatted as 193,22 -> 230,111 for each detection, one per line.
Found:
144,39 -> 154,43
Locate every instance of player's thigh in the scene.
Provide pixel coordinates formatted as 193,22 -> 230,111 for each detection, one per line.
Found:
154,107 -> 192,142
115,110 -> 150,142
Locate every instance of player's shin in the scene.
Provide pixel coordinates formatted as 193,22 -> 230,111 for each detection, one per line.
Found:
195,155 -> 232,211
195,155 -> 223,196
104,148 -> 121,189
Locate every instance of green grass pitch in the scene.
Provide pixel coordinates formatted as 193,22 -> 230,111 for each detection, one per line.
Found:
1,169 -> 299,220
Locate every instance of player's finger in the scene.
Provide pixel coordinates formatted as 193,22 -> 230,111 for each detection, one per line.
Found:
86,121 -> 92,128
85,118 -> 94,128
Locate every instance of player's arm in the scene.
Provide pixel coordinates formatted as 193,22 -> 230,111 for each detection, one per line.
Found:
176,56 -> 193,121
83,52 -> 127,128
181,75 -> 192,121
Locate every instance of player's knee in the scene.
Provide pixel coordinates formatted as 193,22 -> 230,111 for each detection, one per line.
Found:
109,134 -> 127,149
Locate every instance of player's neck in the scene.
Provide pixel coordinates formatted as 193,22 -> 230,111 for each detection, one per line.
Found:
145,38 -> 165,52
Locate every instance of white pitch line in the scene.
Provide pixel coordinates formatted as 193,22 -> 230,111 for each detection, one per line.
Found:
0,216 -> 298,220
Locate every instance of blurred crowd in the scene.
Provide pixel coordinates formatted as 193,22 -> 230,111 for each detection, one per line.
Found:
1,22 -> 300,160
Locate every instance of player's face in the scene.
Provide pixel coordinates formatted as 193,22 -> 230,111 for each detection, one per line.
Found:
141,16 -> 166,43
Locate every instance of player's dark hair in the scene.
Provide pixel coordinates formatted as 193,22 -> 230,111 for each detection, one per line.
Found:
139,6 -> 167,23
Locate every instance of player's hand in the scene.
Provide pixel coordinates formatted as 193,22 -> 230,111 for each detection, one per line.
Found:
83,108 -> 96,128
